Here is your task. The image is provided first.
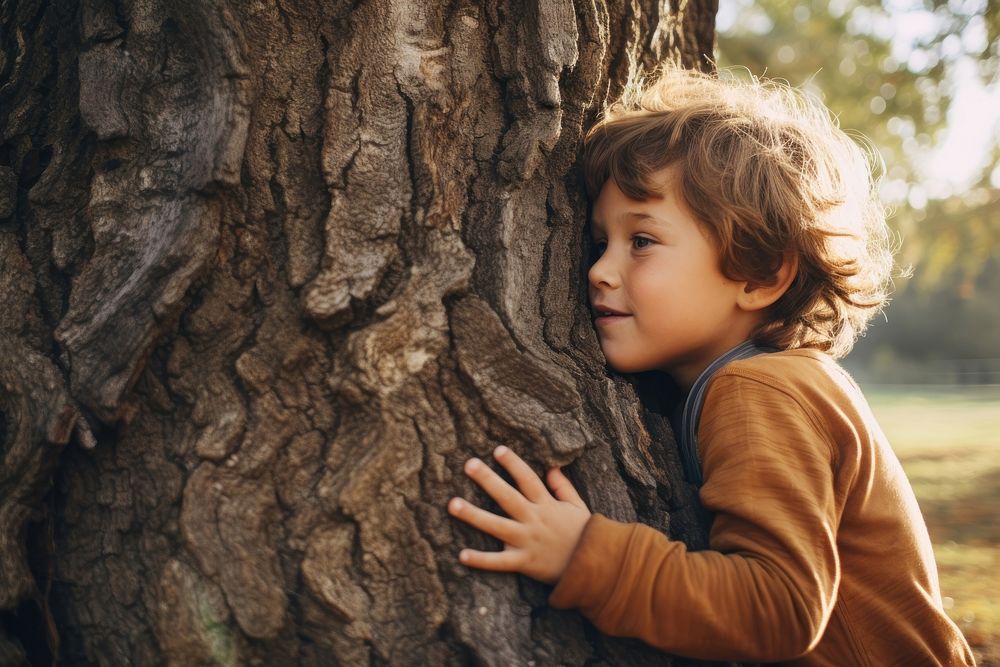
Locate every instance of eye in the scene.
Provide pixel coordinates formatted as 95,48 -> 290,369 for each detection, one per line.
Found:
632,236 -> 653,250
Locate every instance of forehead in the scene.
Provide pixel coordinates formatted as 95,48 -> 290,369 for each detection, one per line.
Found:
590,167 -> 682,222
590,183 -> 673,233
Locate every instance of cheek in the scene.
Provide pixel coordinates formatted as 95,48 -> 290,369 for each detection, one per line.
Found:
628,264 -> 673,310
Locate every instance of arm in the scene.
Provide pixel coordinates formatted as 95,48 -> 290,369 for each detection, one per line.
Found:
548,374 -> 841,661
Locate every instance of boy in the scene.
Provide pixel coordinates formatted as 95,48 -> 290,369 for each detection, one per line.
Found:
446,66 -> 976,665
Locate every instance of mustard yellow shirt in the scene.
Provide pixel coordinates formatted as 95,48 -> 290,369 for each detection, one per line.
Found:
549,349 -> 975,666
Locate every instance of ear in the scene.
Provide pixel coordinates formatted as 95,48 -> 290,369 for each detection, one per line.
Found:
736,253 -> 799,312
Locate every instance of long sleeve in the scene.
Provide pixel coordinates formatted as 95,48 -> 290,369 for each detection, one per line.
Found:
548,373 -> 840,662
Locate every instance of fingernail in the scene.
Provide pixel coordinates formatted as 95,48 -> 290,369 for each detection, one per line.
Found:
449,498 -> 463,512
465,458 -> 480,472
459,550 -> 470,563
494,445 -> 508,457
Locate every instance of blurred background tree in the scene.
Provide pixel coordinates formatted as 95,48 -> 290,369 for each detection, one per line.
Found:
716,0 -> 1000,383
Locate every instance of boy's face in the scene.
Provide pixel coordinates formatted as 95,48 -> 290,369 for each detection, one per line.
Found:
588,166 -> 762,390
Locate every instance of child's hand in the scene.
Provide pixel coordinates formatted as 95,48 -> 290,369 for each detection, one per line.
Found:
448,445 -> 591,585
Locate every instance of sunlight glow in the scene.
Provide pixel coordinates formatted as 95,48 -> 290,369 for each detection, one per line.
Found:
717,0 -> 1000,192
924,59 -> 1000,190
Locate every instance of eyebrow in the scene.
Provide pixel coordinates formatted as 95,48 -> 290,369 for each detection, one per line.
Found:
591,211 -> 663,228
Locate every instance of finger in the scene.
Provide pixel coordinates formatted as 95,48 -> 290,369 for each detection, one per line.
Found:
458,547 -> 523,573
492,446 -> 549,503
463,457 -> 530,518
547,467 -> 587,508
448,497 -> 522,544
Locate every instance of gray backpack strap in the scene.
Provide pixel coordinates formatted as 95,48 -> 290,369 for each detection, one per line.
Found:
679,340 -> 772,487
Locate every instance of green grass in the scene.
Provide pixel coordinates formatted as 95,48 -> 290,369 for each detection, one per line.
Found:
865,385 -> 1000,665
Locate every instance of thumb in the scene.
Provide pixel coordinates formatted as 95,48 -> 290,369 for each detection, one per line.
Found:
547,467 -> 587,508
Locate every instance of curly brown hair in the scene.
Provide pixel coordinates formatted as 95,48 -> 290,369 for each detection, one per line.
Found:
581,65 -> 897,358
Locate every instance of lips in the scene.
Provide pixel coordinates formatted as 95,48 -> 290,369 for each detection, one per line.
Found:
592,303 -> 631,326
592,303 -> 630,317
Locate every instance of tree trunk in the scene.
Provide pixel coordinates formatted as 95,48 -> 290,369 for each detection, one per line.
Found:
0,0 -> 718,664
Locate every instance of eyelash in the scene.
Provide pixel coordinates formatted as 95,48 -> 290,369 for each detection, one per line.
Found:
592,236 -> 654,255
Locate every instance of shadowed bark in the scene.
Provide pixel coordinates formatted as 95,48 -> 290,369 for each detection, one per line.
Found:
1,0 -> 718,664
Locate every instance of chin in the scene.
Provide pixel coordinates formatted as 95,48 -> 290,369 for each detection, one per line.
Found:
602,355 -> 653,374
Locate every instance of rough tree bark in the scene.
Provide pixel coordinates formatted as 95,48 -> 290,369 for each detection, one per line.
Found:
0,0 -> 718,664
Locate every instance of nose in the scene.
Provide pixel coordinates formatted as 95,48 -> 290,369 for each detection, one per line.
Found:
588,249 -> 620,290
